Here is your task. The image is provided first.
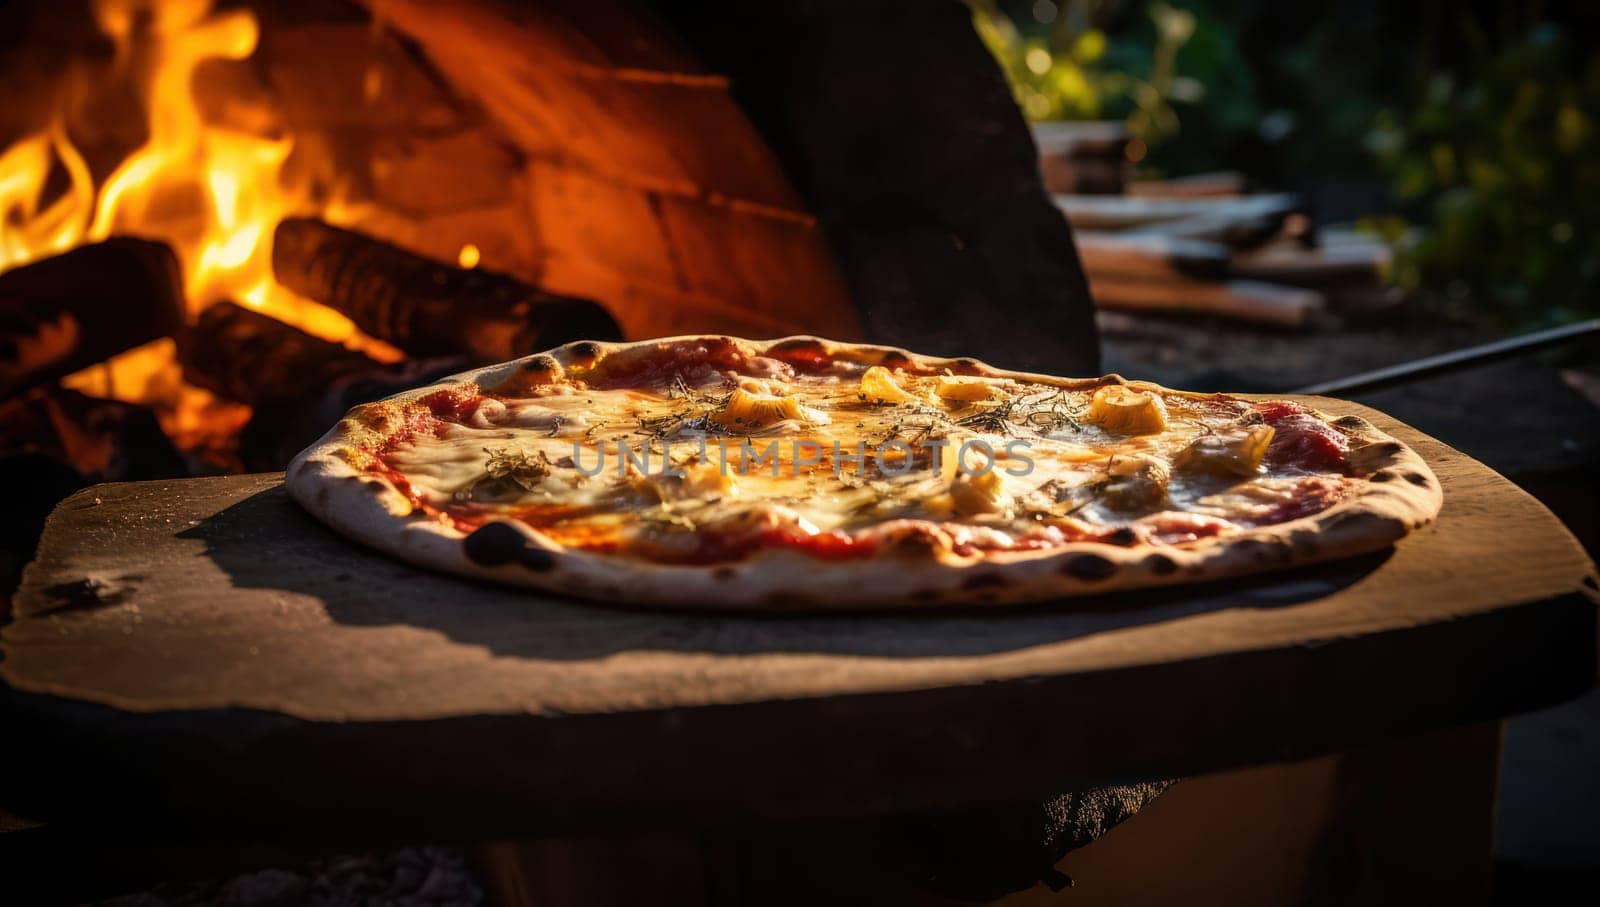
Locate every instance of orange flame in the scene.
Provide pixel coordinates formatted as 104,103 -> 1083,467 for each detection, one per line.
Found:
3,1 -> 293,306
0,0 -> 393,463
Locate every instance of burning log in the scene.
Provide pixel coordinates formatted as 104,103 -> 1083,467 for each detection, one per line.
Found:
180,302 -> 382,406
0,387 -> 188,482
177,301 -> 470,470
271,218 -> 621,361
0,238 -> 185,399
240,357 -> 472,472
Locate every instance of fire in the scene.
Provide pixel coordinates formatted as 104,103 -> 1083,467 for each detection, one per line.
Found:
0,0 -> 389,462
0,125 -> 94,269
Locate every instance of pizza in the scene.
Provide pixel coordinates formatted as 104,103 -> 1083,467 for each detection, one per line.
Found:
287,335 -> 1442,609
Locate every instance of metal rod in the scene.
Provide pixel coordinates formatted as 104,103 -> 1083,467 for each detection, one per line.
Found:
1293,319 -> 1600,397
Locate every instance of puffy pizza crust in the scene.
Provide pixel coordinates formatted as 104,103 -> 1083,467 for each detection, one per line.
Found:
287,335 -> 1443,610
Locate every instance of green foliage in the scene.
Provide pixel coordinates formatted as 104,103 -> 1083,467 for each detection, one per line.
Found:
971,1 -> 1109,122
970,1 -> 1264,174
1365,26 -> 1600,326
970,0 -> 1213,152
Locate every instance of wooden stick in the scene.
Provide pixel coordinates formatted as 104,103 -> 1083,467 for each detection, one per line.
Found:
0,239 -> 185,399
1055,193 -> 1297,233
1090,277 -> 1322,327
179,302 -> 382,406
1074,232 -> 1230,282
1230,232 -> 1391,285
272,219 -> 621,360
1129,210 -> 1292,249
1125,171 -> 1247,198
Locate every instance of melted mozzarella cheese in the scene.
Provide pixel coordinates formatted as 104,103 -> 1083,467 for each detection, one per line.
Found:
378,366 -> 1346,558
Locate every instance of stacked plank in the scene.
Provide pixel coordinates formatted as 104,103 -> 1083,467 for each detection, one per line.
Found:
1059,189 -> 1394,327
1033,124 -> 1393,327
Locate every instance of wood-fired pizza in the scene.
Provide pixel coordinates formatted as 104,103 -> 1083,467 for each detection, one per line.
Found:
288,335 -> 1442,609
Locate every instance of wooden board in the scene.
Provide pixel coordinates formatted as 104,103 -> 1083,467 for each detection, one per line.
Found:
2,400 -> 1595,843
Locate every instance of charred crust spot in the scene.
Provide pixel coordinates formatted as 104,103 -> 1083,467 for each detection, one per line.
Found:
1061,554 -> 1117,581
521,547 -> 556,572
1369,470 -> 1397,482
568,341 -> 602,360
1332,415 -> 1367,430
463,522 -> 555,571
1105,527 -> 1138,547
463,522 -> 524,566
1242,539 -> 1294,564
1373,441 -> 1403,456
880,351 -> 912,367
1405,471 -> 1430,487
1288,529 -> 1321,556
362,480 -> 387,494
950,357 -> 983,375
712,567 -> 736,581
523,355 -> 560,373
769,338 -> 827,356
962,572 -> 1008,590
1144,554 -> 1179,575
1243,541 -> 1271,562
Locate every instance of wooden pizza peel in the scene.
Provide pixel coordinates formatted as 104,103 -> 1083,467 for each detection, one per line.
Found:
1,399 -> 1594,844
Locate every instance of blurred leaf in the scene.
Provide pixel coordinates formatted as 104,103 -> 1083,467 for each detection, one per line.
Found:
1073,29 -> 1107,64
1430,143 -> 1456,183
967,0 -> 1199,151
1368,25 -> 1600,327
1557,102 -> 1588,153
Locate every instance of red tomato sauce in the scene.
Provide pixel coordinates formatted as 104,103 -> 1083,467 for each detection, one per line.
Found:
764,339 -> 835,374
583,338 -> 748,389
417,385 -> 488,422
